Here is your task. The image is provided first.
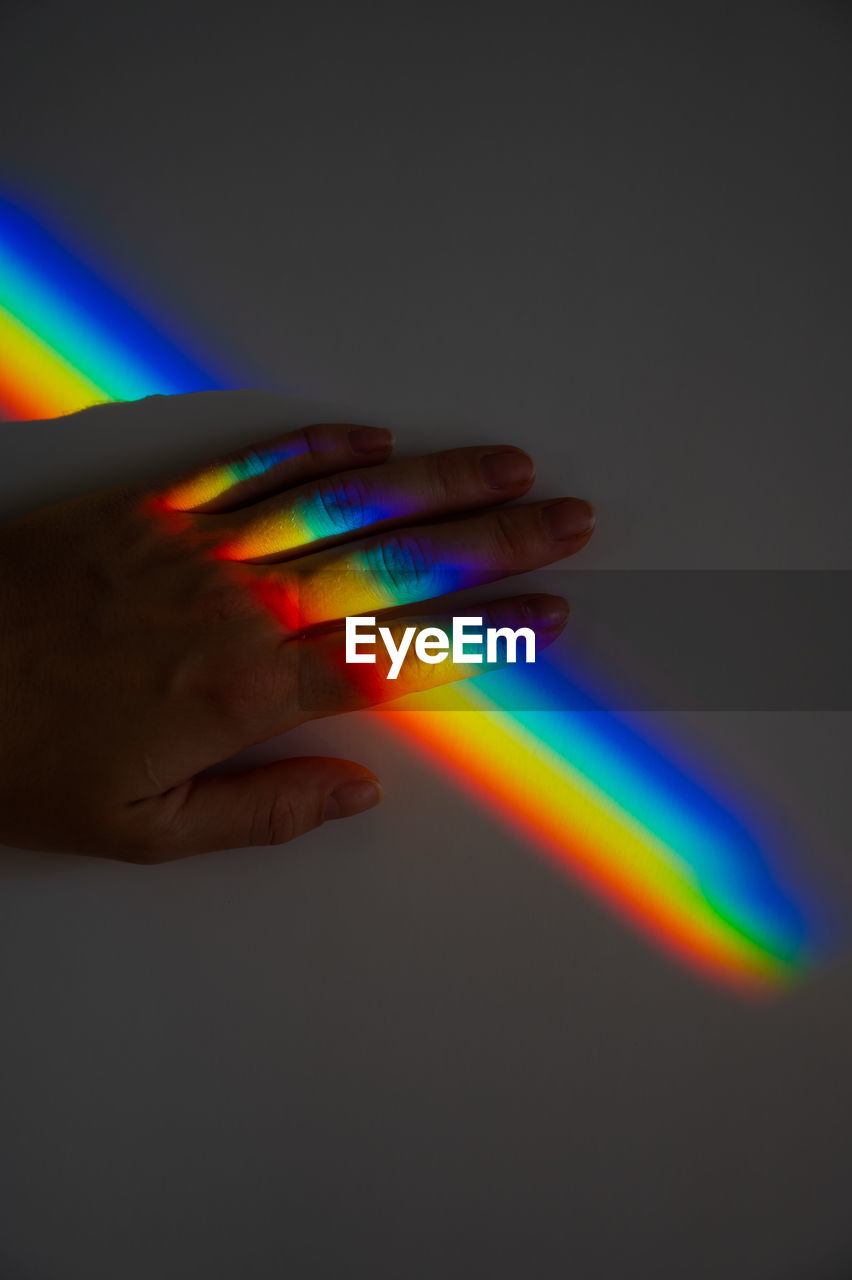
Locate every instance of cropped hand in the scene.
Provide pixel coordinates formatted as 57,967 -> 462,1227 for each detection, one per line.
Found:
0,404 -> 594,860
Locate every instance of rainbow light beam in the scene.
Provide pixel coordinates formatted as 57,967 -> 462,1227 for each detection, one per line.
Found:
160,440 -> 312,513
371,662 -> 818,991
0,193 -> 219,419
0,194 -> 828,992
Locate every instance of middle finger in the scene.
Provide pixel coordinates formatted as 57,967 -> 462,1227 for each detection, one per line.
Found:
249,496 -> 595,631
206,446 -> 537,562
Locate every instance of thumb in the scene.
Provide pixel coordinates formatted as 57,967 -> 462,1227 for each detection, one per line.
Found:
136,758 -> 383,861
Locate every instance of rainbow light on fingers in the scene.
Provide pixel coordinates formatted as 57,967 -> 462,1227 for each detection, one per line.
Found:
2,195 -> 828,992
250,556 -> 472,632
216,478 -> 410,560
159,441 -> 311,513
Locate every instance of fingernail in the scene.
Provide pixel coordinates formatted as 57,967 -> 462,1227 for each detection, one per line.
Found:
479,448 -> 535,490
324,778 -> 383,820
521,594 -> 570,629
349,426 -> 394,454
541,497 -> 595,540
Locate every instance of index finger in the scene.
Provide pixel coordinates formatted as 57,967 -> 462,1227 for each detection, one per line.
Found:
153,422 -> 395,513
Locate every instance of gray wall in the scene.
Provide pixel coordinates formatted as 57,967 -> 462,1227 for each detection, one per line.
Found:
0,3 -> 851,1277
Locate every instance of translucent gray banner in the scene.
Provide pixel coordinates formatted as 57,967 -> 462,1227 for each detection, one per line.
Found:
290,570 -> 852,713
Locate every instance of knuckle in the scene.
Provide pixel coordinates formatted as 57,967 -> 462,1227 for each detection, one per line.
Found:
491,509 -> 528,565
253,791 -> 298,846
368,533 -> 433,600
230,449 -> 266,484
116,787 -> 194,864
429,450 -> 463,500
302,424 -> 327,460
315,473 -> 371,536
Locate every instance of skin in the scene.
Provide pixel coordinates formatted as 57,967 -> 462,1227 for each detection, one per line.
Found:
0,406 -> 595,861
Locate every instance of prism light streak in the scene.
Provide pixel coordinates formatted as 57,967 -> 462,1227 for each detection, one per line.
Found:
0,194 -> 219,418
371,667 -> 811,990
0,301 -> 108,420
215,487 -> 408,560
319,625 -> 814,989
1,196 -> 824,991
250,557 -> 471,633
160,443 -> 311,512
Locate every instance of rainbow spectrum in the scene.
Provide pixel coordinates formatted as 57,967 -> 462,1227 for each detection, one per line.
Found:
0,196 -> 217,419
0,192 -> 826,991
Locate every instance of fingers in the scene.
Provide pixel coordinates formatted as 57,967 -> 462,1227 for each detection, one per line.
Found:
250,496 -> 595,630
209,445 -> 536,561
291,592 -> 570,719
131,758 -> 382,860
154,422 -> 394,513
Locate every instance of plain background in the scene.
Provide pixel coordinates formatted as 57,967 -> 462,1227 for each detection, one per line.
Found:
1,2 -> 851,1276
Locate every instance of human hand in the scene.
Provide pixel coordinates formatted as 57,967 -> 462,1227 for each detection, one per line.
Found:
0,408 -> 594,860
